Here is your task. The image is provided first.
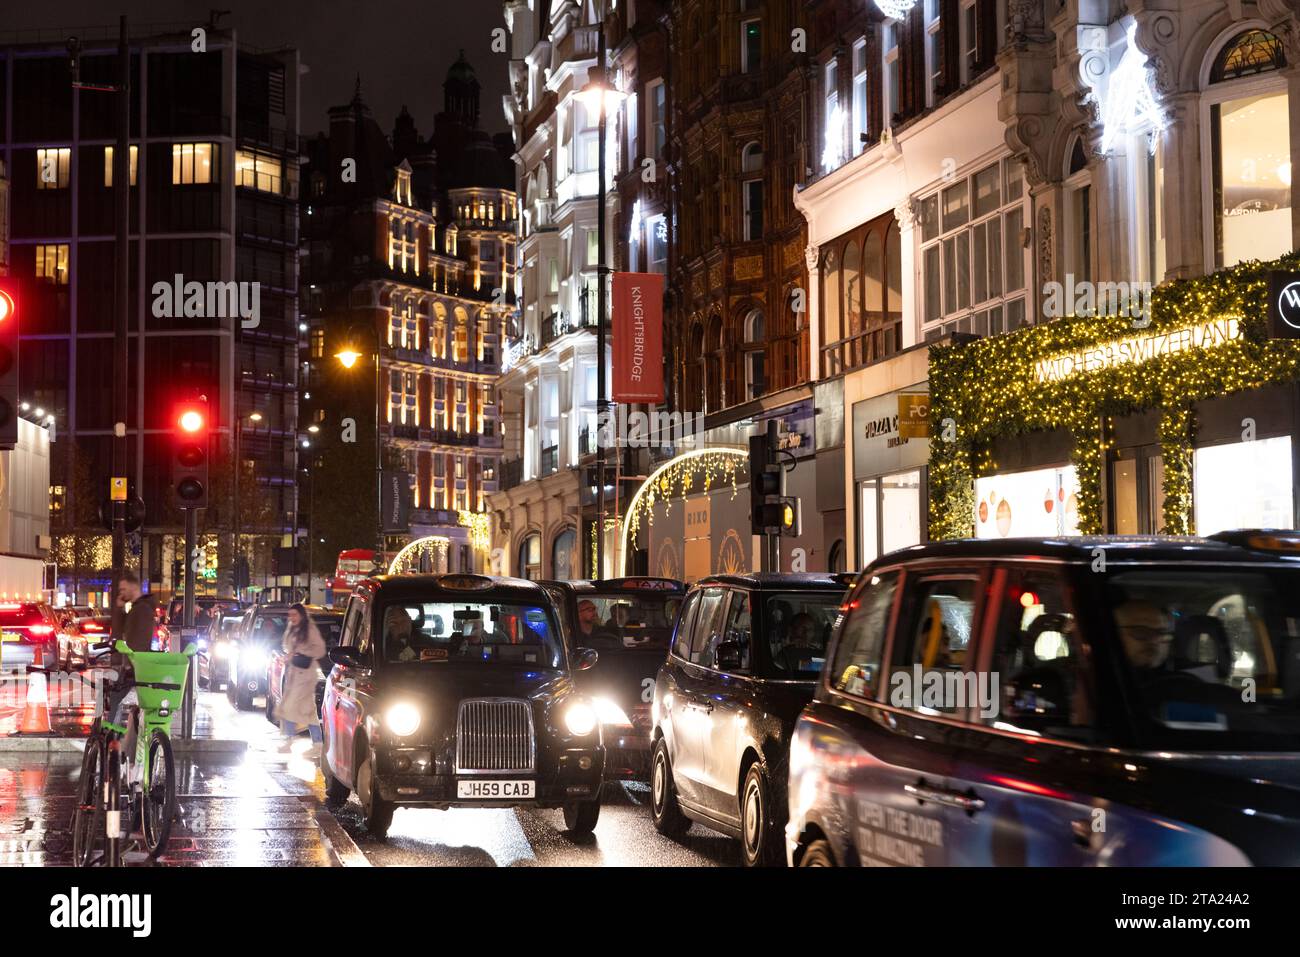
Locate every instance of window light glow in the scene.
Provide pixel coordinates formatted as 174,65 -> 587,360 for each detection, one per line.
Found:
1099,23 -> 1168,154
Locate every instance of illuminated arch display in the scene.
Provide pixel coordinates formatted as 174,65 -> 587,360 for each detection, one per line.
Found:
387,536 -> 450,575
618,446 -> 748,576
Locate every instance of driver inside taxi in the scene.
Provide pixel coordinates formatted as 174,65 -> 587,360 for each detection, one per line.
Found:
780,612 -> 821,670
386,606 -> 417,661
1115,600 -> 1174,672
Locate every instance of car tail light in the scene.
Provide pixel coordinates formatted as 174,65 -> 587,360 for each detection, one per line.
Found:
28,624 -> 53,636
82,621 -> 104,632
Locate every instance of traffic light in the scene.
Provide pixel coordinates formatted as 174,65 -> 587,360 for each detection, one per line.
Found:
172,400 -> 209,509
0,279 -> 19,449
748,432 -> 782,536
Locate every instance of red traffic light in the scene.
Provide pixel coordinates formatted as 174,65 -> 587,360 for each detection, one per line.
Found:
0,290 -> 14,323
178,409 -> 205,433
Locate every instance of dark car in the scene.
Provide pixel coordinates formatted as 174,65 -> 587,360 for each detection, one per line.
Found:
319,574 -> 605,839
265,608 -> 344,724
63,615 -> 113,669
786,533 -> 1300,867
0,601 -> 63,672
166,596 -> 241,628
199,614 -> 247,690
542,577 -> 684,779
650,573 -> 852,866
226,605 -> 293,710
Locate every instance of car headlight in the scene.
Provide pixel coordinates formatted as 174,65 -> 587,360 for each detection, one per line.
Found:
592,696 -> 633,728
564,701 -> 598,737
214,641 -> 234,660
385,702 -> 421,737
241,646 -> 268,669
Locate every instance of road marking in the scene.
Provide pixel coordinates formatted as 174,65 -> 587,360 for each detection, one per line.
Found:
305,795 -> 370,867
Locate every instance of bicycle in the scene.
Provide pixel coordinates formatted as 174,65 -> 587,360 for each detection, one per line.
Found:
72,639 -> 196,866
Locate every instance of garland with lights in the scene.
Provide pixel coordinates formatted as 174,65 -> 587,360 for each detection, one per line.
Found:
928,253 -> 1300,539
458,510 -> 492,553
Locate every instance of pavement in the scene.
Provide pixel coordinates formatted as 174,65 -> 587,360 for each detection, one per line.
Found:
0,679 -> 740,867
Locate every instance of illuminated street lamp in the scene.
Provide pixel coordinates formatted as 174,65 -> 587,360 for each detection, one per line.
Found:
335,348 -> 362,369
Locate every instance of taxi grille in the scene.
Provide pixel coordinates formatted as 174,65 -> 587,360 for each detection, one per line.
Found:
454,698 -> 535,773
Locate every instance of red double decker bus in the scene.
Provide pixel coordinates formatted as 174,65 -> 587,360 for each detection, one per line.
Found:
328,549 -> 384,607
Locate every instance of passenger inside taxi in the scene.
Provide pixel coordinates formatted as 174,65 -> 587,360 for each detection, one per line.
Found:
386,607 -> 418,661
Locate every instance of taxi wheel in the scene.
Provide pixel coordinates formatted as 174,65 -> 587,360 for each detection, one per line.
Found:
356,749 -> 394,839
562,792 -> 601,836
319,730 -> 349,809
740,763 -> 784,868
799,839 -> 836,867
650,739 -> 690,838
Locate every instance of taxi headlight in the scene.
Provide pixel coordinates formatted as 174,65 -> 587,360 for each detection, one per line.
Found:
241,645 -> 268,669
214,641 -> 234,660
564,701 -> 598,737
592,696 -> 632,728
385,702 -> 421,737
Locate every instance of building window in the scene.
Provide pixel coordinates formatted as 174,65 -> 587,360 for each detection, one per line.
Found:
103,145 -> 138,187
852,39 -> 869,155
586,228 -> 600,266
36,148 -> 70,190
960,0 -> 978,84
35,244 -> 69,285
924,0 -> 942,107
918,157 -> 1028,340
647,78 -> 666,160
820,211 -> 902,376
236,150 -> 283,194
551,528 -> 576,580
742,142 -> 763,241
742,308 -> 765,400
1064,137 -> 1092,285
741,18 -> 761,75
309,328 -> 324,358
647,215 -> 668,274
518,533 -> 541,580
882,20 -> 901,126
1207,29 -> 1290,270
822,58 -> 842,172
575,100 -> 599,174
454,324 -> 468,363
172,143 -> 217,185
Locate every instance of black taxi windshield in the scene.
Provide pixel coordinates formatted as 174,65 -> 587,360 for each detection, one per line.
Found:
572,593 -> 683,652
1107,568 -> 1300,751
380,600 -> 563,669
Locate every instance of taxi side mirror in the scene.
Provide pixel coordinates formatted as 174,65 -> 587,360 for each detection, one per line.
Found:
574,647 -> 598,671
717,641 -> 745,672
329,646 -> 368,668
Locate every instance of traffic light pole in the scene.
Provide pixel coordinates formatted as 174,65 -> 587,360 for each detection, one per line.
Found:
181,505 -> 197,739
110,16 -> 130,598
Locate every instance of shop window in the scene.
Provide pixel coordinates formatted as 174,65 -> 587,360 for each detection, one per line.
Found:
172,143 -> 217,185
103,145 -> 138,187
1193,435 -> 1293,534
1207,30 -> 1291,269
974,466 -> 1080,539
36,148 -> 70,190
920,157 -> 1029,340
859,470 -> 923,568
518,533 -> 541,580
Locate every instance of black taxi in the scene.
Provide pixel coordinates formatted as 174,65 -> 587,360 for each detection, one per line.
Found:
319,574 -> 606,839
787,534 -> 1300,867
651,573 -> 852,866
542,577 -> 684,779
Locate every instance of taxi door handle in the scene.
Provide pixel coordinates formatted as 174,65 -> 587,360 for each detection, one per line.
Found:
687,701 -> 714,714
904,781 -> 985,815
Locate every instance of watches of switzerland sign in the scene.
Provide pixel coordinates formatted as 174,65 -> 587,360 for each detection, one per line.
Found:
612,272 -> 665,403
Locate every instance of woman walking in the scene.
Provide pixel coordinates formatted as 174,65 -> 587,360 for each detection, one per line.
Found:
277,603 -> 326,749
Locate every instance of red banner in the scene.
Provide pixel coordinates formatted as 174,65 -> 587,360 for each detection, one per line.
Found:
612,272 -> 665,403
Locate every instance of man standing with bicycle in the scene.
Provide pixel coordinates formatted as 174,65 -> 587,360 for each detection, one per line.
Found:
106,571 -> 157,759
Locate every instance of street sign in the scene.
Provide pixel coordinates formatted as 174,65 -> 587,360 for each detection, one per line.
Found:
110,476 -> 128,501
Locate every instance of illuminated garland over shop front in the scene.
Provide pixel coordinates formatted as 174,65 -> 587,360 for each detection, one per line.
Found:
458,509 -> 492,553
928,253 -> 1300,539
617,447 -> 747,575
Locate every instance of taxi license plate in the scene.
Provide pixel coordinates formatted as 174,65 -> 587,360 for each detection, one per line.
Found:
0,632 -> 19,643
457,779 -> 535,799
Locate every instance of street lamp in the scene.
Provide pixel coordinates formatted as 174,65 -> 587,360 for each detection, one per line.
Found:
336,330 -> 385,557
577,17 -> 625,580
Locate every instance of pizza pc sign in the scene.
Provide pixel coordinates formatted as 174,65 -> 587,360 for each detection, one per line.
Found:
1268,272 -> 1300,339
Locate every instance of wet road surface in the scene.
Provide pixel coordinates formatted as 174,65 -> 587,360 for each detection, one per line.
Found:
0,687 -> 739,867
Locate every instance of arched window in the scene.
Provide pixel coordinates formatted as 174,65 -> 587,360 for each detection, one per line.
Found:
742,142 -> 764,241
705,314 -> 724,412
518,533 -> 541,580
1206,29 -> 1291,269
821,246 -> 841,375
1064,134 -> 1092,281
742,142 -> 763,173
742,308 -> 766,401
551,528 -> 576,580
885,220 -> 902,344
842,239 -> 861,366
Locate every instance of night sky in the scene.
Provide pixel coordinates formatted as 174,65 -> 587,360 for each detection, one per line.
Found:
0,0 -> 512,139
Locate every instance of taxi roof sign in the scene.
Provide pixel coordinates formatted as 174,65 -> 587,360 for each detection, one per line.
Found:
1207,530 -> 1300,554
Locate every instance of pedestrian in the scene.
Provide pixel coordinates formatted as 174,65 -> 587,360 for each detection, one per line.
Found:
276,602 -> 326,749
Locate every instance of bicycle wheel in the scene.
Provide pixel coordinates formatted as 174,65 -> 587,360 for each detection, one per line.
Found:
71,734 -> 105,867
140,730 -> 176,858
104,744 -> 123,868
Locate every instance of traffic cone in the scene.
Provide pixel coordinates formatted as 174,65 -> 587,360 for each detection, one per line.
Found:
16,668 -> 53,735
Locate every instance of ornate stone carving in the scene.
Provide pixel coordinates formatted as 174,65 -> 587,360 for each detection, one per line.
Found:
804,244 -> 819,271
1037,206 -> 1053,288
893,198 -> 916,231
1006,0 -> 1046,42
